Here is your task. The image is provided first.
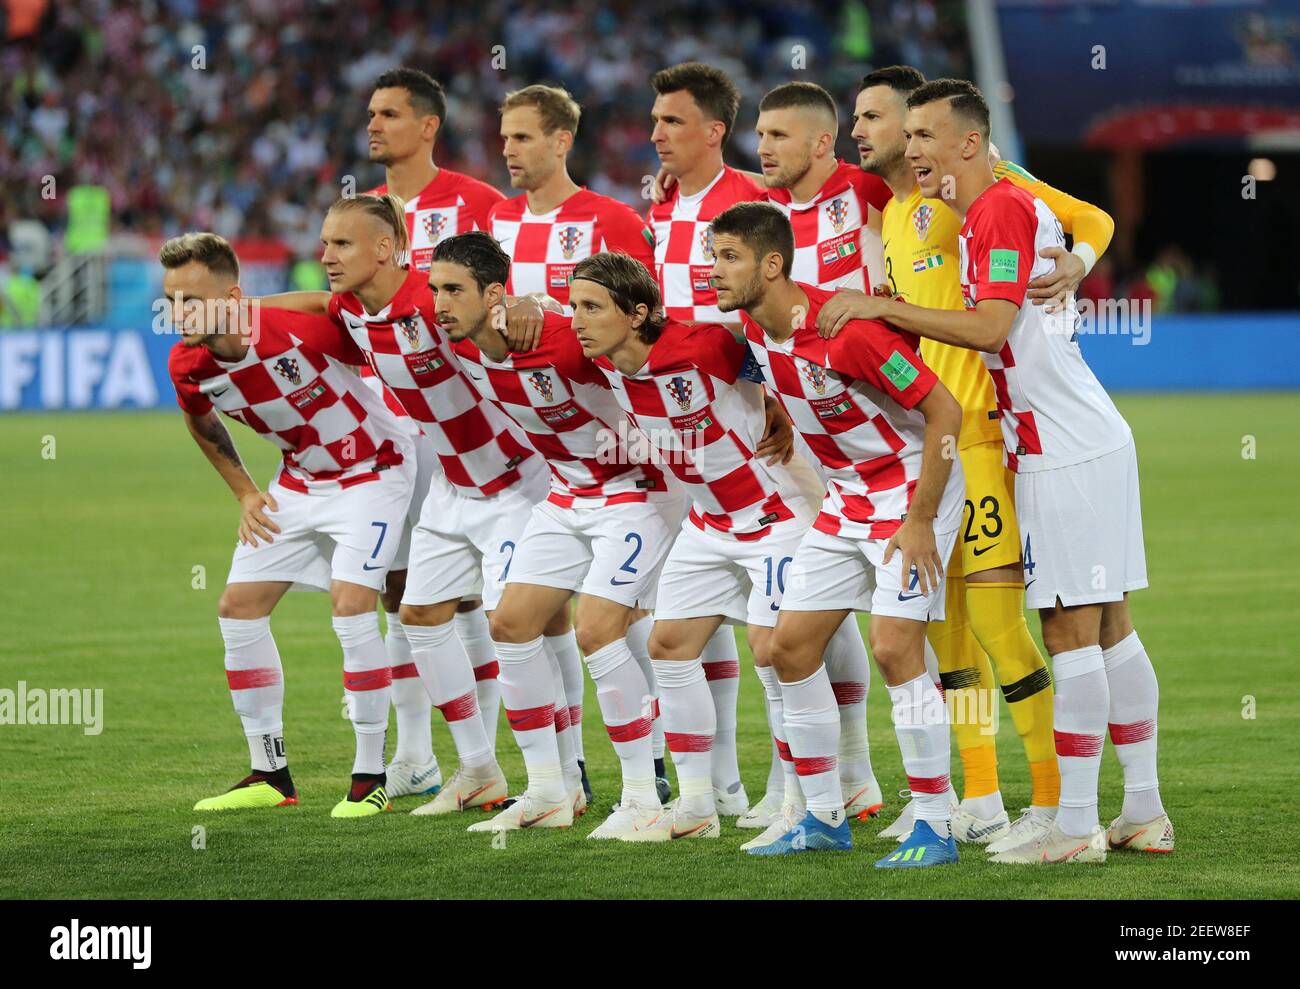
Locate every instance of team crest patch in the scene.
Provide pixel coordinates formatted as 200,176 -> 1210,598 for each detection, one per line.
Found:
699,226 -> 716,263
558,226 -> 584,260
666,375 -> 693,412
397,316 -> 421,348
912,203 -> 934,240
272,357 -> 302,386
827,197 -> 849,234
527,370 -> 555,403
800,360 -> 828,395
422,212 -> 447,242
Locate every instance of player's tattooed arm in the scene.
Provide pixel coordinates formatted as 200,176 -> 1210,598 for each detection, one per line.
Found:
184,410 -> 256,496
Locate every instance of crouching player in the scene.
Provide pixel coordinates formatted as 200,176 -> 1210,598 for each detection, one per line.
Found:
162,233 -> 416,818
711,203 -> 966,866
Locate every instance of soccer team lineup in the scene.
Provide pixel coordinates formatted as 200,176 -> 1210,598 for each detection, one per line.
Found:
164,60 -> 1172,868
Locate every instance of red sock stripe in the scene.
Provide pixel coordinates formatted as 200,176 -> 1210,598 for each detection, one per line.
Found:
934,680 -> 945,699
473,661 -> 500,682
652,698 -> 661,720
436,690 -> 480,723
554,704 -> 571,732
607,717 -> 653,743
1109,720 -> 1155,745
343,667 -> 392,691
774,737 -> 794,762
568,703 -> 582,725
794,755 -> 837,777
226,667 -> 281,690
1055,729 -> 1105,758
506,703 -> 555,732
907,773 -> 950,794
390,662 -> 419,680
702,660 -> 741,681
665,731 -> 713,753
831,680 -> 866,705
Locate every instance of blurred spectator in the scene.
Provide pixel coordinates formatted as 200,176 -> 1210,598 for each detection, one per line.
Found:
2,0 -> 971,254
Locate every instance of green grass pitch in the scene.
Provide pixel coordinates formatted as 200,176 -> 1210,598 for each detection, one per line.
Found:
2,395 -> 1298,899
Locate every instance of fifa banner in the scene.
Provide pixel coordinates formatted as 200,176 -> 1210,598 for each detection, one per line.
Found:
996,0 -> 1300,146
2,314 -> 1300,412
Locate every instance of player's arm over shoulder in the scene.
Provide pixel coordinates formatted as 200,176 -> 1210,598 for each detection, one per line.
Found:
994,159 -> 1114,268
276,309 -> 365,365
826,321 -> 939,410
683,321 -> 748,383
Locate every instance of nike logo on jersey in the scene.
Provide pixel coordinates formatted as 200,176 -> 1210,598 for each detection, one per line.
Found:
897,592 -> 924,602
362,562 -> 385,571
972,543 -> 999,557
609,577 -> 637,586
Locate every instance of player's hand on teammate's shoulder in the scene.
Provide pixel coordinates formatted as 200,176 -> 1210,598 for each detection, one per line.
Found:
883,515 -> 943,597
238,490 -> 281,547
816,288 -> 889,339
757,395 -> 795,466
1026,245 -> 1084,314
651,167 -> 676,205
496,295 -> 547,352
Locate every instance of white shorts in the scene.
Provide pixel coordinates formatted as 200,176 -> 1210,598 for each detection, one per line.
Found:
507,496 -> 682,608
390,432 -> 438,572
780,522 -> 959,622
227,460 -> 416,592
653,513 -> 811,628
1016,440 -> 1148,609
402,469 -> 548,611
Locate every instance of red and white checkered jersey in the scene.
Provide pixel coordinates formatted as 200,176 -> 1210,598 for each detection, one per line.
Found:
764,160 -> 890,292
593,320 -> 797,541
168,309 -> 411,494
490,188 -> 656,309
959,180 -> 1131,473
648,166 -> 766,323
367,168 -> 505,272
742,283 -> 962,540
325,267 -> 540,498
451,313 -> 670,508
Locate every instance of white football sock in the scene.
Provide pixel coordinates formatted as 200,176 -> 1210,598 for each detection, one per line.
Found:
456,608 -> 500,757
1104,630 -> 1165,823
702,625 -> 741,793
888,673 -> 952,838
825,615 -> 873,783
780,665 -> 843,823
385,612 -> 433,766
586,639 -> 657,805
626,616 -> 664,760
1052,644 -> 1109,837
546,629 -> 586,764
218,616 -> 286,773
652,656 -> 716,817
404,620 -> 493,771
495,636 -> 565,801
755,665 -> 802,808
333,613 -> 391,776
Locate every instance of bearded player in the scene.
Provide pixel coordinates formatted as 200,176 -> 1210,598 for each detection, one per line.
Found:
834,79 -> 1170,863
163,232 -> 415,818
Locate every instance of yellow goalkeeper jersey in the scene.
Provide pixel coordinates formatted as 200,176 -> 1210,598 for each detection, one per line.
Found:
881,160 -> 1114,450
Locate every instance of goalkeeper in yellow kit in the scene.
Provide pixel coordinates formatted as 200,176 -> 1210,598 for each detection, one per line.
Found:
818,65 -> 1115,852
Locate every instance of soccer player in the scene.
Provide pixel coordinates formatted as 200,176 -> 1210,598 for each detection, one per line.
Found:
821,65 -> 1120,850
711,202 -> 966,867
643,62 -> 779,815
162,232 -> 416,818
752,79 -> 897,824
424,232 -> 691,834
489,83 -> 660,800
832,79 -> 1171,862
362,66 -> 509,800
569,250 -> 811,843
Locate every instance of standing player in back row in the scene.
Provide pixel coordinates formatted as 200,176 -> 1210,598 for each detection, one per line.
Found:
837,79 -> 1171,863
362,67 -> 508,800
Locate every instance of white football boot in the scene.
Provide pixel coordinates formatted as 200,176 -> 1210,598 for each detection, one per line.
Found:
466,791 -> 573,832
620,801 -> 721,842
986,806 -> 1056,854
843,777 -> 884,820
990,821 -> 1107,864
951,803 -> 1011,844
411,764 -> 507,816
739,801 -> 805,852
1107,813 -> 1175,853
714,783 -> 750,817
571,786 -> 588,819
588,798 -> 663,839
879,787 -> 958,842
384,758 -> 442,798
737,791 -> 784,830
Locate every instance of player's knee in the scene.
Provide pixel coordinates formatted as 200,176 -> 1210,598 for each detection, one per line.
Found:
332,585 -> 377,618
398,602 -> 454,628
488,607 -> 540,645
868,625 -> 913,680
765,631 -> 807,680
574,618 -> 619,656
380,569 -> 407,613
218,586 -> 268,620
647,628 -> 690,661
542,608 -> 571,637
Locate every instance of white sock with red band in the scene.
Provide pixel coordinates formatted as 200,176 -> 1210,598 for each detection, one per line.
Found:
702,626 -> 741,794
780,665 -> 843,824
546,630 -> 586,764
888,673 -> 951,837
218,616 -> 286,773
385,612 -> 433,766
495,636 -> 565,802
333,613 -> 391,776
586,639 -> 657,805
1104,631 -> 1164,823
652,657 -> 716,817
1052,644 -> 1109,837
404,620 -> 493,771
455,608 -> 500,756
